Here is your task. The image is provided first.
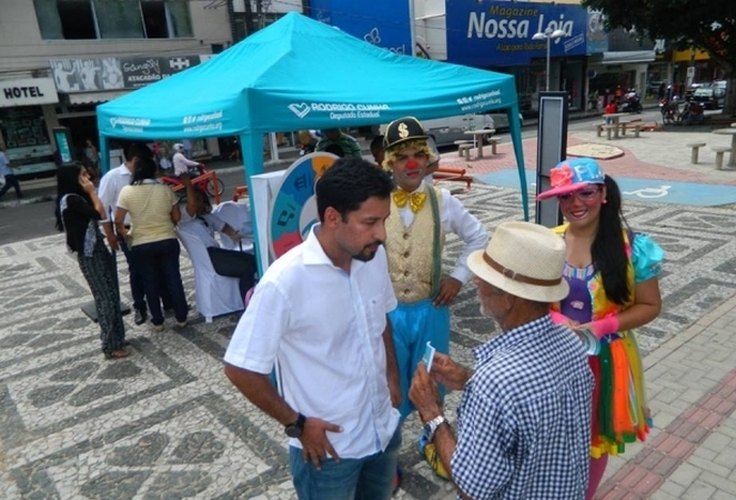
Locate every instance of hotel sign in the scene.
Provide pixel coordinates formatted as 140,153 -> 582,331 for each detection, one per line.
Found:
0,78 -> 59,108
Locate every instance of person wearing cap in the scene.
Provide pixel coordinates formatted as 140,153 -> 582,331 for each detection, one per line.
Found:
408,221 -> 594,499
172,142 -> 203,177
537,157 -> 663,499
381,116 -> 487,478
315,128 -> 363,159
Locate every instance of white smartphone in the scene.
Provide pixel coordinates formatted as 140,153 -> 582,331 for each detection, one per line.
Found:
422,341 -> 437,373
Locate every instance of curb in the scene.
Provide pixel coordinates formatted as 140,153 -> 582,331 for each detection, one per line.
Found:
0,163 -> 282,210
0,194 -> 55,209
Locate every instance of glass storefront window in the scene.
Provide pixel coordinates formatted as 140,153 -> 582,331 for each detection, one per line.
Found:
0,107 -> 50,149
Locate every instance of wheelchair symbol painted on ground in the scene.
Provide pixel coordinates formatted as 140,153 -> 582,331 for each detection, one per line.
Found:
623,185 -> 671,199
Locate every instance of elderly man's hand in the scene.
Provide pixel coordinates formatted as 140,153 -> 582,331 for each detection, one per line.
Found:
409,363 -> 443,422
431,353 -> 470,391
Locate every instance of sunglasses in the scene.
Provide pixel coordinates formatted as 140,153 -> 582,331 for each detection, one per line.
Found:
557,186 -> 602,202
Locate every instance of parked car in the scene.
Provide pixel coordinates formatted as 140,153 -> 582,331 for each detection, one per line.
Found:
647,80 -> 666,96
484,110 -> 524,131
692,81 -> 726,109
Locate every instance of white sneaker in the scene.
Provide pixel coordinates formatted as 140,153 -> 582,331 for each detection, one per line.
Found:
152,323 -> 165,332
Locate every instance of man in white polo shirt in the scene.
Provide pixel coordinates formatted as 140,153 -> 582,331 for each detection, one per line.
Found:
224,158 -> 401,499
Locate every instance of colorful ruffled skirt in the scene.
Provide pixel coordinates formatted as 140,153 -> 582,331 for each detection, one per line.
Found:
589,330 -> 651,458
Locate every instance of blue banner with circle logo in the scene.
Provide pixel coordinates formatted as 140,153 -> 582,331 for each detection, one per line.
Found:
308,0 -> 412,56
446,0 -> 588,66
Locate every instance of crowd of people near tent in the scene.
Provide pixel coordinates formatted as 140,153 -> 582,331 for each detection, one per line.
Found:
56,117 -> 663,499
55,140 -> 256,358
223,119 -> 663,499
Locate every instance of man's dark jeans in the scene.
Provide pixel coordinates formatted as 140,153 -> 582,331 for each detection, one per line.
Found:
0,174 -> 22,199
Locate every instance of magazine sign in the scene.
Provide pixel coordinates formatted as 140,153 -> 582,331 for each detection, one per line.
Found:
446,0 -> 588,66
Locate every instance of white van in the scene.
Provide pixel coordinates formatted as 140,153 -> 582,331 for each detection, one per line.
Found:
419,112 -> 523,147
420,114 -> 496,147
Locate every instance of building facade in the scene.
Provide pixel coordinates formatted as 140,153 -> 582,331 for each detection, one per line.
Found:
0,0 -> 232,177
410,0 -> 660,113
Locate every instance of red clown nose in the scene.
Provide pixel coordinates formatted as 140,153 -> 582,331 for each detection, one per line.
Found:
405,158 -> 419,169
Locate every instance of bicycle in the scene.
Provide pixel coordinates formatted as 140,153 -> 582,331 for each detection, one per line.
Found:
160,163 -> 225,204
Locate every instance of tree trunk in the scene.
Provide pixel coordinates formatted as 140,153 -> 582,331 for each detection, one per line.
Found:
724,76 -> 736,117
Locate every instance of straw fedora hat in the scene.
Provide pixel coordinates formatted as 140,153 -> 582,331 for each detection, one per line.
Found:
467,221 -> 569,303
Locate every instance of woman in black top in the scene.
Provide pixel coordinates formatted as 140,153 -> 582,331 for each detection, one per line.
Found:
56,164 -> 128,359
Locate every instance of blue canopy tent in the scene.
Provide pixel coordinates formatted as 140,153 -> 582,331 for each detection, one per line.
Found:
97,11 -> 528,264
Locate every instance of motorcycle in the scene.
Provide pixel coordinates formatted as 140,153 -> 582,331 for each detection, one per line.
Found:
620,89 -> 643,113
659,96 -> 688,125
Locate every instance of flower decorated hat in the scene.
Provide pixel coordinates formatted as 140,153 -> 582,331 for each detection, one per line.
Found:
537,157 -> 606,200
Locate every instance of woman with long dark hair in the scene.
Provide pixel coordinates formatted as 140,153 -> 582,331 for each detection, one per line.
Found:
537,158 -> 663,499
115,155 -> 188,331
56,163 -> 128,359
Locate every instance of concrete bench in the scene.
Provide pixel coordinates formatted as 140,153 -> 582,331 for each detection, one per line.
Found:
640,122 -> 659,132
488,138 -> 500,155
596,123 -> 605,137
457,143 -> 472,160
686,142 -> 706,164
602,124 -> 617,140
712,146 -> 731,170
621,119 -> 643,137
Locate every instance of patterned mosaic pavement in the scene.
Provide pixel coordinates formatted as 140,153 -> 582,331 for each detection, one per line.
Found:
0,183 -> 735,499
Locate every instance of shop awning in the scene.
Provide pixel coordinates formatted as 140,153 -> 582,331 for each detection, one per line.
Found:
601,51 -> 656,64
68,90 -> 128,105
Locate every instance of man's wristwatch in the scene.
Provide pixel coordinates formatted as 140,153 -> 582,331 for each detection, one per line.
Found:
284,413 -> 306,438
423,415 -> 447,442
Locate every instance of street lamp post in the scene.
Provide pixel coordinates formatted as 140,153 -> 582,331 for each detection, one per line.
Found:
532,28 -> 566,91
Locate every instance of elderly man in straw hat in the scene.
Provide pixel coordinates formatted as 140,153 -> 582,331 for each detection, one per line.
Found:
409,221 -> 594,499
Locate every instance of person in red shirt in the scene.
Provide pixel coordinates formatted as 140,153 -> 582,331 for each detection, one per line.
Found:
604,101 -> 618,124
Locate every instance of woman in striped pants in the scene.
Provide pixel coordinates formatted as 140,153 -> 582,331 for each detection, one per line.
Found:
56,164 -> 128,359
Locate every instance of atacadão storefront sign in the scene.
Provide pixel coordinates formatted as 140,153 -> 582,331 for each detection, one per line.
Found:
446,0 -> 588,66
0,78 -> 58,108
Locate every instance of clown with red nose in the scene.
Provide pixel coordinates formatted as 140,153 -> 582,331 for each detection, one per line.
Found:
381,116 -> 488,480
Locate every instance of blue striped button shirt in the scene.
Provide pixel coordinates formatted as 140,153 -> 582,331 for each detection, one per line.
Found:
452,315 -> 594,499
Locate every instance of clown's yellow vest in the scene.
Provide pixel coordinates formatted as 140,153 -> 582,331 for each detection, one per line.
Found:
386,186 -> 445,302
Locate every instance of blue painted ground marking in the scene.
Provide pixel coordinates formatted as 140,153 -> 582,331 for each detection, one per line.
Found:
476,169 -> 736,206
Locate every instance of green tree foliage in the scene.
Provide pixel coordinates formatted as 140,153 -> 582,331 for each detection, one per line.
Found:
581,0 -> 736,72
